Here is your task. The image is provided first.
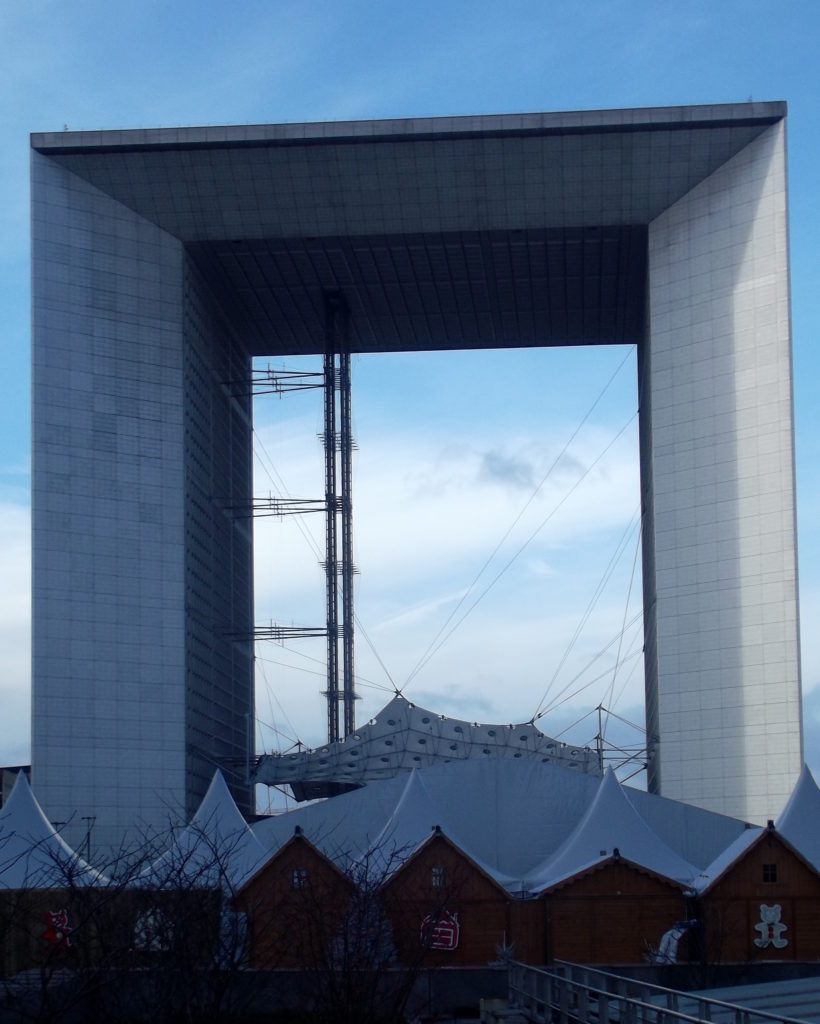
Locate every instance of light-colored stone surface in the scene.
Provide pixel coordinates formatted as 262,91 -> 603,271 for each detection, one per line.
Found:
30,104 -> 801,838
645,120 -> 801,822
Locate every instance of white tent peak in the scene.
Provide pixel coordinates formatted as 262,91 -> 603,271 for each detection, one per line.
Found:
250,758 -> 745,887
529,769 -> 698,891
143,771 -> 266,891
358,769 -> 442,878
358,768 -> 515,887
190,770 -> 252,835
0,771 -> 104,889
775,763 -> 820,871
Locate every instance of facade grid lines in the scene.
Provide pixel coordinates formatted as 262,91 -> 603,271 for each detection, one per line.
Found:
30,102 -> 801,844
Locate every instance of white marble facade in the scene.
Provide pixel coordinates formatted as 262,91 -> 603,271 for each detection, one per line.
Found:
31,153 -> 189,850
30,105 -> 802,841
645,120 -> 801,822
31,153 -> 254,851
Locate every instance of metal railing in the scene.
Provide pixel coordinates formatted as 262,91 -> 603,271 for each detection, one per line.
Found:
507,961 -> 810,1024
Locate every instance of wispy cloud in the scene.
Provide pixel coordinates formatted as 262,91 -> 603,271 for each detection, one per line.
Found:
410,688 -> 496,721
371,588 -> 470,632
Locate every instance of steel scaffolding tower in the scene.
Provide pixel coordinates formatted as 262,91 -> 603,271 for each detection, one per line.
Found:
323,293 -> 356,742
240,292 -> 356,745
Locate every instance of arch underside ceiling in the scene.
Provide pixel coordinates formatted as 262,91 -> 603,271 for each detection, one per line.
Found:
35,106 -> 779,356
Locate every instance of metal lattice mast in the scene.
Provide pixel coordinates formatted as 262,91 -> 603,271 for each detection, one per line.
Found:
323,293 -> 356,742
339,343 -> 355,737
237,292 -> 356,748
323,296 -> 340,743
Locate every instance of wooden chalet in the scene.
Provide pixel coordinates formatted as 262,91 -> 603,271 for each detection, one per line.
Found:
234,828 -> 354,969
380,828 -> 512,967
696,823 -> 820,964
539,851 -> 691,964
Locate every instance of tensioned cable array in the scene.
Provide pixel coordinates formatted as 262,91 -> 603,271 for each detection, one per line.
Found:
530,509 -> 642,723
535,613 -> 644,720
252,345 -> 644,763
403,346 -> 637,689
402,412 -> 638,690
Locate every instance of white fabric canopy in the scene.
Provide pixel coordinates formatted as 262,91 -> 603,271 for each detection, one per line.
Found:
776,763 -> 820,872
142,771 -> 267,892
252,757 -> 747,890
359,769 -> 517,887
253,693 -> 599,791
0,772 -> 103,889
528,770 -> 699,891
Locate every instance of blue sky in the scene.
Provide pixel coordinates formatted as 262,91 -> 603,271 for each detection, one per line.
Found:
1,1 -> 819,795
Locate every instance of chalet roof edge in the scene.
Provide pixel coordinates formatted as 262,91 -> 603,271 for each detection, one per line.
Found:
30,101 -> 787,154
537,851 -> 691,895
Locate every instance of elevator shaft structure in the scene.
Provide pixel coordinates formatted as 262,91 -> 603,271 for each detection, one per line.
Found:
323,294 -> 356,742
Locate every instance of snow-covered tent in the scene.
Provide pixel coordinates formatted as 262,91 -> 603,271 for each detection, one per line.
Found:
253,693 -> 599,796
528,770 -> 699,892
776,763 -> 820,872
0,772 -> 104,889
142,771 -> 266,892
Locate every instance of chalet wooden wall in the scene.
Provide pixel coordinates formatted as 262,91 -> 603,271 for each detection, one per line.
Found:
509,897 -> 547,965
234,832 -> 820,971
698,832 -> 820,964
0,889 -> 73,975
543,860 -> 689,965
382,834 -> 511,968
235,834 -> 353,969
0,888 -> 218,976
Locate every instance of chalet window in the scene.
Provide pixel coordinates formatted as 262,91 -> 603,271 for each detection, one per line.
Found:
291,867 -> 309,889
431,866 -> 446,888
762,863 -> 778,883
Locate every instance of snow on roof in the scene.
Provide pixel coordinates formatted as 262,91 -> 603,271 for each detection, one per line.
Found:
143,771 -> 266,891
690,826 -> 764,895
776,764 -> 820,872
253,693 -> 600,791
0,772 -> 104,889
528,770 -> 699,892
